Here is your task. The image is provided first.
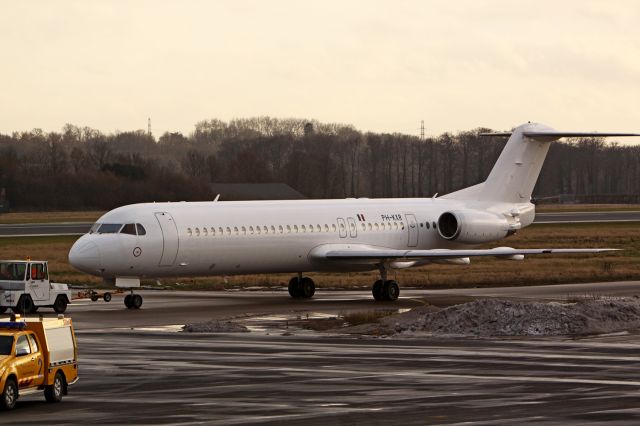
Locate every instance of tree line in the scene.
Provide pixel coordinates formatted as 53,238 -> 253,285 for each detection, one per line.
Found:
0,117 -> 639,210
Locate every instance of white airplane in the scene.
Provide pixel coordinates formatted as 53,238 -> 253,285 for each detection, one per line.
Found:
68,122 -> 637,309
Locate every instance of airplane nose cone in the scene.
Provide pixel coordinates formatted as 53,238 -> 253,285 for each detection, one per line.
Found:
69,239 -> 102,275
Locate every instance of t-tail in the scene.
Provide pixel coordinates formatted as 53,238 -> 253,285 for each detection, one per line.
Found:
443,122 -> 640,203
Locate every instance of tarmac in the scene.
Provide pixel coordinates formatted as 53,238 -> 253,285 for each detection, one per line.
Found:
4,284 -> 640,424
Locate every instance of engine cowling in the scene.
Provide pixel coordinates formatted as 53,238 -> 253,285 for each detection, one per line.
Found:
437,209 -> 509,244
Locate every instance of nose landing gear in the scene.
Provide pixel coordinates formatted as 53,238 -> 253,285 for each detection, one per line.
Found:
288,274 -> 315,299
124,290 -> 143,309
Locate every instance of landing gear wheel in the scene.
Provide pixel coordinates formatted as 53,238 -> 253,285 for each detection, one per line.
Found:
0,378 -> 17,410
53,296 -> 68,314
131,294 -> 143,309
124,294 -> 133,309
103,292 -> 112,302
299,277 -> 315,299
288,277 -> 301,298
44,372 -> 64,403
382,280 -> 400,301
372,280 -> 384,301
13,295 -> 34,315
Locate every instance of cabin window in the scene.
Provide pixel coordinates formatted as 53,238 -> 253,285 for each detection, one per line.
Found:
256,226 -> 261,235
361,223 -> 366,231
249,226 -> 254,234
426,222 -> 430,229
263,226 -> 268,234
202,228 -> 208,236
195,228 -> 200,237
120,223 -> 136,235
269,225 -> 275,234
374,223 -> 379,231
211,227 -> 216,236
286,225 -> 291,233
234,227 -> 239,235
332,224 -> 337,232
301,225 -> 306,232
293,225 -> 299,233
401,222 -> 405,230
324,224 -> 329,232
136,224 -> 147,235
309,225 -> 314,233
277,225 -> 282,234
97,223 -> 123,234
432,221 -> 437,229
241,226 -> 246,235
316,225 -> 321,233
367,223 -> 372,231
187,228 -> 193,237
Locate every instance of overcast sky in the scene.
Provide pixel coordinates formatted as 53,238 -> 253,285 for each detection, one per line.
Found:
1,0 -> 639,138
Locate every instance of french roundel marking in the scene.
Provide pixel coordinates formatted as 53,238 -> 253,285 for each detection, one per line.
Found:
133,247 -> 142,257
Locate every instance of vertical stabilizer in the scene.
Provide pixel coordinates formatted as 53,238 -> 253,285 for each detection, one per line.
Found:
480,122 -> 553,203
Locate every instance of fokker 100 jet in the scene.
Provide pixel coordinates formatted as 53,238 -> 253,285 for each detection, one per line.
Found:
69,122 -> 637,309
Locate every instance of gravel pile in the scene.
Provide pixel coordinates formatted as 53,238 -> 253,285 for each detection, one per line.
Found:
387,298 -> 640,337
183,320 -> 249,333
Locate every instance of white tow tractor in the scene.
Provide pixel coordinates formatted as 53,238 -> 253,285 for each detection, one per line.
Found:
0,260 -> 72,315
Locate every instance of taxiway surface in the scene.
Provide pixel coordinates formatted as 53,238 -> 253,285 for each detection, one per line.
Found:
4,284 -> 640,424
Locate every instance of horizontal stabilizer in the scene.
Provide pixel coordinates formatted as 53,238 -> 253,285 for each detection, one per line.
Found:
480,131 -> 640,141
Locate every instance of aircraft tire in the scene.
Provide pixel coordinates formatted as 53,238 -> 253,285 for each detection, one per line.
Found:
372,280 -> 384,301
131,294 -> 143,309
382,280 -> 400,301
124,294 -> 133,309
299,277 -> 315,299
288,277 -> 301,298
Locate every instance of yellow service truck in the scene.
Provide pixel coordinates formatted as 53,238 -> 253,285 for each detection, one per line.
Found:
0,316 -> 78,410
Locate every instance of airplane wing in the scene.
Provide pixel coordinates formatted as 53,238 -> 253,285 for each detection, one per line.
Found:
312,245 -> 619,263
325,247 -> 617,260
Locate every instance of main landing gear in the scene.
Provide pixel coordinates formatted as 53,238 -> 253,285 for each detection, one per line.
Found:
372,265 -> 400,301
288,275 -> 315,299
124,290 -> 143,309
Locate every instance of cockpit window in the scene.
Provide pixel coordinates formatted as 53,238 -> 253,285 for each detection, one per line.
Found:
97,223 -> 123,234
121,224 -> 136,235
89,223 -> 100,234
136,224 -> 146,236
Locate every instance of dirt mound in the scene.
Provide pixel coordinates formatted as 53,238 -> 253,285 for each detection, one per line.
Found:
386,298 -> 640,337
183,320 -> 249,333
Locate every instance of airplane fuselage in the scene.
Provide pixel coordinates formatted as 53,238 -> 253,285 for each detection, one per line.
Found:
70,197 -> 534,279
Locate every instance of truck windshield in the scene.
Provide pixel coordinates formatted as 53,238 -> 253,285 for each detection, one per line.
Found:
0,336 -> 12,355
0,262 -> 27,281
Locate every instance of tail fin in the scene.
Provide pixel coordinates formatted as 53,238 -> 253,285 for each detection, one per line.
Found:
444,122 -> 639,203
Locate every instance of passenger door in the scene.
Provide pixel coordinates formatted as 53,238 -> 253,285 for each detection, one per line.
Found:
347,217 -> 358,238
155,212 -> 179,267
337,218 -> 347,238
405,214 -> 418,247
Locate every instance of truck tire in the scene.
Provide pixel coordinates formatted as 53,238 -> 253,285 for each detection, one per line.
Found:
103,292 -> 112,302
0,378 -> 18,410
13,295 -> 34,315
53,296 -> 68,314
44,372 -> 64,403
90,293 -> 99,302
